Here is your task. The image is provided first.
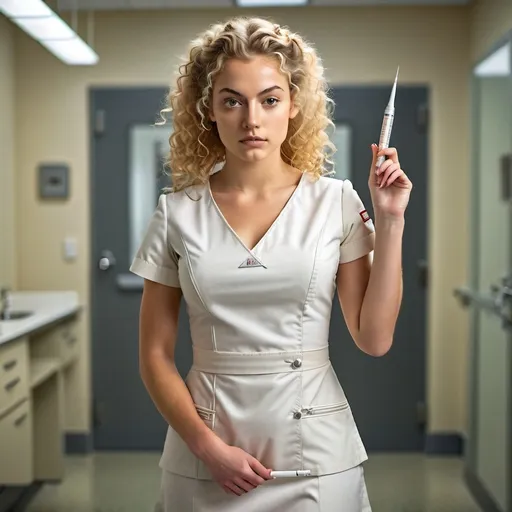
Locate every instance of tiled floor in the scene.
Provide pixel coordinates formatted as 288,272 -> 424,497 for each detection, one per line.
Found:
25,453 -> 481,512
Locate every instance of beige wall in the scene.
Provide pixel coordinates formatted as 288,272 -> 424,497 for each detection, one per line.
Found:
0,16 -> 16,290
471,0 -> 512,63
11,5 -> 472,435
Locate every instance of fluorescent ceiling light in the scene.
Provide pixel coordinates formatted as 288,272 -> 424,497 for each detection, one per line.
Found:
41,37 -> 99,65
474,42 -> 510,77
15,13 -> 76,41
236,0 -> 308,6
0,0 -> 52,17
0,0 -> 99,66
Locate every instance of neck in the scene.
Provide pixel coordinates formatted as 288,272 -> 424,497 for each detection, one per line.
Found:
215,149 -> 295,192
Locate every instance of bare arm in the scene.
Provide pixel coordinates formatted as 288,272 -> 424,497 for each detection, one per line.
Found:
138,279 -> 215,458
336,216 -> 404,357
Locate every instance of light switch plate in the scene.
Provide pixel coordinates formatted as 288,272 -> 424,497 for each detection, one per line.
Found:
63,237 -> 78,261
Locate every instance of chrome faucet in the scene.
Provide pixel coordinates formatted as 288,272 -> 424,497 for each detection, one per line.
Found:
0,287 -> 11,319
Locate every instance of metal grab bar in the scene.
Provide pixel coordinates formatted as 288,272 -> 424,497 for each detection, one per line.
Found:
453,285 -> 512,329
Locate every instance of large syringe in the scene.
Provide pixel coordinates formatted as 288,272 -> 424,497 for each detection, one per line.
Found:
376,66 -> 399,170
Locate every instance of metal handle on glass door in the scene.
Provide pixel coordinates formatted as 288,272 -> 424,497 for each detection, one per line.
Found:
98,250 -> 116,271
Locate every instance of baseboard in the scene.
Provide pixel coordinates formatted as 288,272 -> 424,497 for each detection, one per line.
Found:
425,432 -> 464,455
0,482 -> 41,512
464,465 -> 503,512
65,432 -> 93,454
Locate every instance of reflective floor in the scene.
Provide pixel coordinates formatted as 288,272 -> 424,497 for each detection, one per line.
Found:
25,453 -> 481,512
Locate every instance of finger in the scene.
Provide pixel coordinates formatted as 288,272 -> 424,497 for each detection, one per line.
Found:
225,481 -> 245,496
377,147 -> 399,164
248,458 -> 272,480
234,477 -> 256,492
376,158 -> 394,176
380,168 -> 403,188
379,162 -> 400,186
385,170 -> 411,189
243,470 -> 265,487
370,143 -> 378,170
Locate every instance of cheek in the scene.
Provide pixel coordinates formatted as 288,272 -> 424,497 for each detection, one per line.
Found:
271,109 -> 292,135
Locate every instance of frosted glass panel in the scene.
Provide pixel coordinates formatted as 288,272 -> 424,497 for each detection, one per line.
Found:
327,123 -> 351,180
468,62 -> 512,511
473,76 -> 511,512
128,124 -> 172,262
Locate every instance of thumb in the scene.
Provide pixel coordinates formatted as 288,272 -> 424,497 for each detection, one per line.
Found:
369,143 -> 378,181
248,457 -> 272,479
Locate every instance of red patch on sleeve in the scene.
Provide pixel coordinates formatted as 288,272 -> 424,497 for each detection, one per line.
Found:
359,209 -> 370,223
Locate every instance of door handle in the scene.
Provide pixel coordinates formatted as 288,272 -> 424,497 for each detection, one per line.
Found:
500,153 -> 512,201
417,259 -> 428,289
454,281 -> 512,328
98,250 -> 116,271
490,283 -> 512,308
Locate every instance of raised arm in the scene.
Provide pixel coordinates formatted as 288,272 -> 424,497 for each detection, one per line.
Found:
336,144 -> 412,357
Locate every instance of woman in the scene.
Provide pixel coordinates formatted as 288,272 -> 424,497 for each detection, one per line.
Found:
130,15 -> 412,512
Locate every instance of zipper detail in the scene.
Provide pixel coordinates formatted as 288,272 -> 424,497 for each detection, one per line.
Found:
300,401 -> 349,418
195,404 -> 215,422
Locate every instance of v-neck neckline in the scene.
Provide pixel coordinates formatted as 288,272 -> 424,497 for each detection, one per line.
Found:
207,172 -> 305,254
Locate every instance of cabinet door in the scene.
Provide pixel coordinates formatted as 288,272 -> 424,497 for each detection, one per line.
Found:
0,399 -> 33,485
0,338 -> 29,415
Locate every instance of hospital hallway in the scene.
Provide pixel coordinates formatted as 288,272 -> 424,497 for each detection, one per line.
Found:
1,1 -> 511,512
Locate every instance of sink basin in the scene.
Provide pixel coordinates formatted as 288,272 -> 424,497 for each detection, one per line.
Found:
0,310 -> 33,320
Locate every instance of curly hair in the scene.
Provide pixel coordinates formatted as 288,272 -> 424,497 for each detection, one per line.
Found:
159,16 -> 336,192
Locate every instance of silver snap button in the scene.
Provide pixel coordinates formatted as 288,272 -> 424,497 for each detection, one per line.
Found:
292,358 -> 302,369
293,411 -> 302,419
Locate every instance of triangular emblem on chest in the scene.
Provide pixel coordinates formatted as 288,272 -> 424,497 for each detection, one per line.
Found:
238,257 -> 265,269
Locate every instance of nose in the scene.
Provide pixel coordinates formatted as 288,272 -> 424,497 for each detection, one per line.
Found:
243,101 -> 261,130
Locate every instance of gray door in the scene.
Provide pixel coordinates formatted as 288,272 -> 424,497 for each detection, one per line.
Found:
90,88 -> 191,450
329,86 -> 428,451
90,85 -> 428,452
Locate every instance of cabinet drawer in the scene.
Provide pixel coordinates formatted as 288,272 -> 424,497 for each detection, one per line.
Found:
59,321 -> 79,365
31,320 -> 79,366
0,339 -> 29,413
0,399 -> 33,485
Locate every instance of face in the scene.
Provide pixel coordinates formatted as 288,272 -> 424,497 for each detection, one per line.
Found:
209,55 -> 299,163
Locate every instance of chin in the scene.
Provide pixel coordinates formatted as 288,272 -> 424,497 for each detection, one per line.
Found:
239,151 -> 270,162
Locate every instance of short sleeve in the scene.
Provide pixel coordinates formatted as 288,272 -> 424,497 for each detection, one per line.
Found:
339,180 -> 375,264
129,194 -> 181,288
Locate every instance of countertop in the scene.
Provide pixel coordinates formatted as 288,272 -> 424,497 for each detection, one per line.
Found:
0,291 -> 82,346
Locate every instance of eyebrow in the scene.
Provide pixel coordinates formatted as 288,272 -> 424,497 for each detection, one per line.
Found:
218,85 -> 284,97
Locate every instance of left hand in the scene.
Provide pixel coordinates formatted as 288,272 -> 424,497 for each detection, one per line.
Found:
369,144 -> 412,219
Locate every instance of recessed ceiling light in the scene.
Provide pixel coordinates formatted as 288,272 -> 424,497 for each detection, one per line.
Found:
236,0 -> 308,6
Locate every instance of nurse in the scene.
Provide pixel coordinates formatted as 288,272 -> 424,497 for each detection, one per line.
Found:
130,15 -> 412,512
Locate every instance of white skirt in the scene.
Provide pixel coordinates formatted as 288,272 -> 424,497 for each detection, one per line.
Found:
156,464 -> 372,512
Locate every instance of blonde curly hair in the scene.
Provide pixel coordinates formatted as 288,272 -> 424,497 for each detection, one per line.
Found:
160,16 -> 335,192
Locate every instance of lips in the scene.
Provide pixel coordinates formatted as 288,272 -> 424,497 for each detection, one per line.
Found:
240,136 -> 266,142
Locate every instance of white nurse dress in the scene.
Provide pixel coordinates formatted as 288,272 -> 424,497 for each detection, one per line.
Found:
129,172 -> 375,511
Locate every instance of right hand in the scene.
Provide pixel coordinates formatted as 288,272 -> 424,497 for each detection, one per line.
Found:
200,436 -> 273,496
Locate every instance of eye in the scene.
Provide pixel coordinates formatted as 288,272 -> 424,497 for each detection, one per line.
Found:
264,97 -> 280,107
224,98 -> 241,108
